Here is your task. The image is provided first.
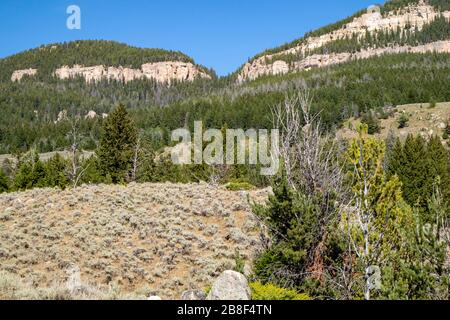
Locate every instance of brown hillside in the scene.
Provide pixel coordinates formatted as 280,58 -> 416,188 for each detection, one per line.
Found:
0,182 -> 270,299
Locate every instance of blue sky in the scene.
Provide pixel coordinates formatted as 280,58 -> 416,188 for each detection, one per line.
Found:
0,0 -> 386,76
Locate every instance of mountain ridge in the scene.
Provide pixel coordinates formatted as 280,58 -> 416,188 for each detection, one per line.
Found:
0,0 -> 448,154
0,40 -> 215,83
2,1 -> 449,84
236,0 -> 450,82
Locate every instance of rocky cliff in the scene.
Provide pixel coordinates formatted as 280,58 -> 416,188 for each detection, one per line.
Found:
237,2 -> 450,82
54,61 -> 211,83
239,40 -> 450,82
10,68 -> 37,82
12,61 -> 211,83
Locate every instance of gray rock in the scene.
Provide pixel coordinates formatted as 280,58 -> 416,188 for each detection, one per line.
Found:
181,290 -> 206,300
206,270 -> 251,300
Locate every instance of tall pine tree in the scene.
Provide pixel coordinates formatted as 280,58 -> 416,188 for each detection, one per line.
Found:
426,136 -> 450,218
399,135 -> 429,211
96,105 -> 138,183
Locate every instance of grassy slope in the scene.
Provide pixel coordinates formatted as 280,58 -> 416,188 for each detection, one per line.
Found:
0,182 -> 270,299
337,102 -> 450,144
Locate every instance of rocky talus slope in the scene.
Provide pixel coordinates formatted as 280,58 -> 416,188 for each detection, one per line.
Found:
0,183 -> 270,299
237,2 -> 450,82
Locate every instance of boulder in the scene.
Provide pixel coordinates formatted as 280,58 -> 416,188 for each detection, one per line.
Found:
206,270 -> 251,300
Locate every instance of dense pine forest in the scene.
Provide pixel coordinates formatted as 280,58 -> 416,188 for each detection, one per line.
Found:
1,51 -> 448,154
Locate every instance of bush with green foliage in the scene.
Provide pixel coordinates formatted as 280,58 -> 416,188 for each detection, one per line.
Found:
226,181 -> 255,191
250,282 -> 310,300
44,154 -> 69,189
0,169 -> 9,193
444,120 -> 450,139
428,99 -> 437,109
397,113 -> 409,129
361,111 -> 381,134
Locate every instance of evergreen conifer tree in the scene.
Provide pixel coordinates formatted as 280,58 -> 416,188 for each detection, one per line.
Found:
0,169 -> 9,193
386,137 -> 405,177
426,135 -> 450,217
400,135 -> 429,210
96,105 -> 138,183
45,154 -> 69,189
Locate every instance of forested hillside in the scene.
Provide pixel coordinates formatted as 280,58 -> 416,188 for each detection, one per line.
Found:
0,40 -> 214,82
0,0 -> 449,154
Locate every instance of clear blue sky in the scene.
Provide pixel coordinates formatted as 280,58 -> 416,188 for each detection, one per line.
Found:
0,0 -> 386,76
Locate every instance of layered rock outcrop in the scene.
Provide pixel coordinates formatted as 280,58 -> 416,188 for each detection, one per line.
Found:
11,61 -> 210,84
54,61 -> 211,84
239,40 -> 450,81
293,40 -> 450,71
11,68 -> 38,82
237,2 -> 450,82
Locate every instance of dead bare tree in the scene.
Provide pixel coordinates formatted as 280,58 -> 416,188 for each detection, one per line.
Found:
270,88 -> 350,291
272,88 -> 345,207
208,164 -> 229,186
271,94 -> 301,189
131,136 -> 141,182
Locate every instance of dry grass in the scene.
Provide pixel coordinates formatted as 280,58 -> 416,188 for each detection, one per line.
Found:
0,182 -> 270,299
337,102 -> 450,145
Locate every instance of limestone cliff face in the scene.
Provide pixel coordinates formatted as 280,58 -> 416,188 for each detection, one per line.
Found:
295,40 -> 449,74
11,62 -> 210,84
11,68 -> 38,82
141,61 -> 211,82
54,61 -> 211,83
237,3 -> 450,82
